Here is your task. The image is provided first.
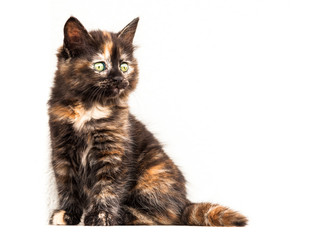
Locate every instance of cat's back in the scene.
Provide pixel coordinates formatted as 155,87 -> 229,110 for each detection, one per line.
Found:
128,113 -> 186,184
128,114 -> 161,154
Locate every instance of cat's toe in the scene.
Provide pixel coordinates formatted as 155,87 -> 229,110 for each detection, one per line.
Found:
50,210 -> 67,225
49,209 -> 82,225
84,210 -> 115,226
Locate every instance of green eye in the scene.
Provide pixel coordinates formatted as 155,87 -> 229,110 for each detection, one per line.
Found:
94,62 -> 106,72
120,62 -> 129,72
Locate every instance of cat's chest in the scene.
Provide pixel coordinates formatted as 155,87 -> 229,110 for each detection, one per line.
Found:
64,104 -> 113,167
69,105 -> 130,168
79,134 -> 93,168
72,104 -> 112,132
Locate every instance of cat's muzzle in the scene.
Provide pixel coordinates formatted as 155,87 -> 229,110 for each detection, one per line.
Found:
111,76 -> 129,90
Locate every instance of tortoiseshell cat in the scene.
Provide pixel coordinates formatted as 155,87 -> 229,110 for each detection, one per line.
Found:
48,17 -> 247,226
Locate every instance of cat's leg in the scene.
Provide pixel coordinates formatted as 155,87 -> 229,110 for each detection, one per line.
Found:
127,148 -> 188,225
49,124 -> 84,225
121,206 -> 158,225
49,155 -> 83,225
83,138 -> 127,226
83,178 -> 123,226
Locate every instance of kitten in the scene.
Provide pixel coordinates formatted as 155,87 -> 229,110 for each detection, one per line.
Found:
48,16 -> 247,226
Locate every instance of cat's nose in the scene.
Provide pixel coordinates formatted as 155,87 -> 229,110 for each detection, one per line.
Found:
112,76 -> 123,84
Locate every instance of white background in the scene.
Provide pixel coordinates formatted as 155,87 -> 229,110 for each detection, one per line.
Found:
0,0 -> 329,239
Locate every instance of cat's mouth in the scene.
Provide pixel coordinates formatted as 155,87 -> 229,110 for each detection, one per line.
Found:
97,79 -> 129,98
116,80 -> 129,91
105,81 -> 129,98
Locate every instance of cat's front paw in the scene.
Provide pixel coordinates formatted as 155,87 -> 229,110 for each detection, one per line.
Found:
84,210 -> 116,226
50,209 -> 82,225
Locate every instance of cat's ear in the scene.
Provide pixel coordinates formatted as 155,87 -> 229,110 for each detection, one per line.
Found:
117,18 -> 139,44
63,17 -> 93,57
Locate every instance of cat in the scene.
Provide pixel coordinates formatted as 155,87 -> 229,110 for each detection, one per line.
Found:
48,16 -> 247,226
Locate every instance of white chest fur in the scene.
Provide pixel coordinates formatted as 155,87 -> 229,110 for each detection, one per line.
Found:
73,104 -> 112,131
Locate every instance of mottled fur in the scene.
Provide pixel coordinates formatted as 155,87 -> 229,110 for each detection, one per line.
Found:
48,17 -> 247,226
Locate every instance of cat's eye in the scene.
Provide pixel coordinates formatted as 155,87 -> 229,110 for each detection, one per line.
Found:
120,62 -> 129,72
94,62 -> 106,72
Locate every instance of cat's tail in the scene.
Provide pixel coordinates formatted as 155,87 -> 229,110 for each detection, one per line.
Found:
181,202 -> 248,227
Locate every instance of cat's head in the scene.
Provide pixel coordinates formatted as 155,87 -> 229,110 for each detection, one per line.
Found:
55,17 -> 139,106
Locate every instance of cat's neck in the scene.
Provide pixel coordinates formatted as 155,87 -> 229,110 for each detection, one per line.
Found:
51,95 -> 129,110
83,98 -> 128,111
49,96 -> 130,133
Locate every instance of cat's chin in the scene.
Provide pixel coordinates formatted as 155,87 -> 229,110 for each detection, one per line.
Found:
102,88 -> 126,101
110,87 -> 120,96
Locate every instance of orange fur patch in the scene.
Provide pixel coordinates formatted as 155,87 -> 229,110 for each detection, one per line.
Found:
146,162 -> 166,176
207,205 -> 227,226
100,149 -> 124,156
102,32 -> 113,59
49,105 -> 77,121
134,162 -> 177,194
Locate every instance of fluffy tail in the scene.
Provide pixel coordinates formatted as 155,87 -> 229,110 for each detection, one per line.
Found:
181,202 -> 247,227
